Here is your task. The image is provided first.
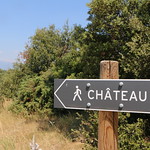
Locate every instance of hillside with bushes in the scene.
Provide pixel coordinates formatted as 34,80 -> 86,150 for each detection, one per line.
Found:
0,0 -> 150,149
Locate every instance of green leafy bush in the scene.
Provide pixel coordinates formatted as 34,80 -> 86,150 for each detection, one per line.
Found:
11,72 -> 53,116
72,112 -> 150,149
119,113 -> 150,149
71,111 -> 98,149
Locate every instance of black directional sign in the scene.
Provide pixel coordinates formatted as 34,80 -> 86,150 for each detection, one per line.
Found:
54,79 -> 150,114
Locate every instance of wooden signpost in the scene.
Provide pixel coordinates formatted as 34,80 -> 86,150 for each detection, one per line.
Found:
99,61 -> 118,150
54,60 -> 150,149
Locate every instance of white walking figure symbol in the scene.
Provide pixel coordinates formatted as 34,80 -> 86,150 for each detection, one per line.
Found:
73,86 -> 82,101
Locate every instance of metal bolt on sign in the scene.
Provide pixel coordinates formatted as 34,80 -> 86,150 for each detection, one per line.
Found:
119,103 -> 124,109
87,103 -> 91,108
119,82 -> 124,86
86,83 -> 91,88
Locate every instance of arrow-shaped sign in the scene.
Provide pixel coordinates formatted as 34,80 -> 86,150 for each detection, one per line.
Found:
54,79 -> 150,114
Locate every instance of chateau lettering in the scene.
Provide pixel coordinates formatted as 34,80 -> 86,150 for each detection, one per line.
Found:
88,88 -> 147,102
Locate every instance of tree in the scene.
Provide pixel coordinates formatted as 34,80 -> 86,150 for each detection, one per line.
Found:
86,0 -> 150,79
72,0 -> 150,149
20,25 -> 62,74
11,24 -> 85,115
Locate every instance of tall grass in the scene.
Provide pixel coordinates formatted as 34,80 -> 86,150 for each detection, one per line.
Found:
0,100 -> 83,150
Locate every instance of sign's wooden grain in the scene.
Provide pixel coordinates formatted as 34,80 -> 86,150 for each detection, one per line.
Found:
98,61 -> 118,150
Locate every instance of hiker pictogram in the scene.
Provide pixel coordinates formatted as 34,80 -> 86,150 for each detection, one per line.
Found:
73,86 -> 82,101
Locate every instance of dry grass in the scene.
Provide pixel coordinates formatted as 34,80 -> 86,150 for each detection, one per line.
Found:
0,100 -> 84,150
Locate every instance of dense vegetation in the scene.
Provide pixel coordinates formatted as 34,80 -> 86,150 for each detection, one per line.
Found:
0,0 -> 150,149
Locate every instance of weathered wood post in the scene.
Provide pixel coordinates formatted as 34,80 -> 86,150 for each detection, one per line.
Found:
98,60 -> 119,150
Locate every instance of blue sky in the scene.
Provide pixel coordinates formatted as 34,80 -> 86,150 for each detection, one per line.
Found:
0,0 -> 90,70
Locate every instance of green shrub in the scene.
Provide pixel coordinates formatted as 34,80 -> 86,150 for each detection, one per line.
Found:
72,111 -> 150,150
119,113 -> 150,150
71,111 -> 98,149
12,73 -> 53,116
